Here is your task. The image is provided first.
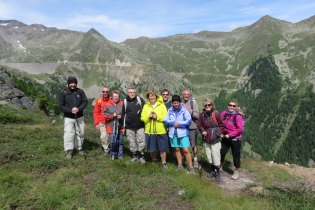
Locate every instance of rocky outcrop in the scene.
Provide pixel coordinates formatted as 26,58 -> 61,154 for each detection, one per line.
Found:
0,71 -> 37,110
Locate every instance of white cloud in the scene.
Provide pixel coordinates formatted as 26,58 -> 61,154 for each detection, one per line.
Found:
239,6 -> 271,15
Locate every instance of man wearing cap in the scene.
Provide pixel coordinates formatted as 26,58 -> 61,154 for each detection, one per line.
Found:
58,76 -> 88,159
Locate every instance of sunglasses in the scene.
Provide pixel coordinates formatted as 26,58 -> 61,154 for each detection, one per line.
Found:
228,104 -> 236,107
102,91 -> 109,93
162,93 -> 169,96
204,104 -> 212,107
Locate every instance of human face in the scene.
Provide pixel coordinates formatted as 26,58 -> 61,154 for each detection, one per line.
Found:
68,82 -> 77,90
228,102 -> 237,112
112,93 -> 119,103
128,89 -> 136,99
204,103 -> 212,111
162,91 -> 169,102
102,88 -> 110,98
149,93 -> 156,104
172,101 -> 180,110
182,90 -> 190,101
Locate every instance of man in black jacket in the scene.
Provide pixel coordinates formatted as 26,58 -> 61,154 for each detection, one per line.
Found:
122,88 -> 146,163
58,76 -> 88,159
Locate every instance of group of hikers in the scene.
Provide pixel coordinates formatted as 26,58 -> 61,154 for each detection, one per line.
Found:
58,76 -> 244,182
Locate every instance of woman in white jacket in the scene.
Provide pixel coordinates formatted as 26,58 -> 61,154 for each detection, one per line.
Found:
164,95 -> 194,173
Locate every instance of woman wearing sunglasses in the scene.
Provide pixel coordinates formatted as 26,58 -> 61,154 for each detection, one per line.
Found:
220,99 -> 244,180
197,99 -> 224,182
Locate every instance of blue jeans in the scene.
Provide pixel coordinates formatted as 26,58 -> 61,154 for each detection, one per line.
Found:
109,132 -> 124,158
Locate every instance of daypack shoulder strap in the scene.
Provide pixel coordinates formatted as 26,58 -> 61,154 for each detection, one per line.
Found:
212,110 -> 218,126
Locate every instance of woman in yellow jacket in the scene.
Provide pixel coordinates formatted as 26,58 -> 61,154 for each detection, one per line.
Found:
141,90 -> 169,170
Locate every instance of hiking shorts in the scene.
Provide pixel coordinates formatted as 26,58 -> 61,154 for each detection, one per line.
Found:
145,133 -> 169,153
170,135 -> 190,148
189,129 -> 197,147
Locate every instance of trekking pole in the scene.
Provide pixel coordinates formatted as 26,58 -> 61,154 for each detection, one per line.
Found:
199,137 -> 205,178
75,114 -> 87,160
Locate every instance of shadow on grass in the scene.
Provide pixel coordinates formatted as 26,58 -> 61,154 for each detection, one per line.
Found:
222,160 -> 234,174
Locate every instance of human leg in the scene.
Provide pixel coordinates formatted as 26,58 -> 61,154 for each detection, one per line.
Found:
64,118 -> 75,152
99,123 -> 109,155
74,116 -> 85,151
189,129 -> 198,168
231,139 -> 241,180
117,132 -> 124,159
109,134 -> 116,159
136,128 -> 146,156
220,138 -> 231,167
126,129 -> 138,161
212,142 -> 222,182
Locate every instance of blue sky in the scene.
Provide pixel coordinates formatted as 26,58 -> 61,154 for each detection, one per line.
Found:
0,0 -> 314,42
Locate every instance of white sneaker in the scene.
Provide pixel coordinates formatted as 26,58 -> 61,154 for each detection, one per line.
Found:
231,171 -> 239,180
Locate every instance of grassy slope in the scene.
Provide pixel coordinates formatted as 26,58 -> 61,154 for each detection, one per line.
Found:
0,105 -> 314,210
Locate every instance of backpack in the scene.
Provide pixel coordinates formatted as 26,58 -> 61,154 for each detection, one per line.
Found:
223,107 -> 246,131
92,97 -> 102,108
123,96 -> 142,112
189,98 -> 199,121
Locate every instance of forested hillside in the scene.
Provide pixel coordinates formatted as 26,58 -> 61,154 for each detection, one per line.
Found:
215,55 -> 315,166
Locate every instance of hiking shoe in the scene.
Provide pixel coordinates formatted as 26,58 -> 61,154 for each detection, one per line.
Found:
104,151 -> 109,157
215,172 -> 220,182
207,171 -> 215,178
193,161 -> 199,169
231,171 -> 239,180
152,159 -> 158,163
78,150 -> 85,155
111,156 -> 115,160
140,156 -> 146,164
189,167 -> 195,174
130,155 -> 138,162
163,163 -> 168,170
176,164 -> 184,171
66,150 -> 73,159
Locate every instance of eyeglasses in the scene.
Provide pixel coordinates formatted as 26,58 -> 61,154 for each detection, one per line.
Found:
162,93 -> 169,96
204,104 -> 212,107
102,91 -> 109,93
228,104 -> 236,107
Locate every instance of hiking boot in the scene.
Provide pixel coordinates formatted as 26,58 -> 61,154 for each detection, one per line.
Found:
207,165 -> 215,178
163,163 -> 168,170
130,155 -> 138,162
111,156 -> 115,160
78,150 -> 85,155
140,156 -> 146,164
189,167 -> 195,174
176,164 -> 184,171
215,171 -> 220,182
193,161 -> 199,169
66,150 -> 73,159
104,151 -> 109,157
231,171 -> 239,180
207,171 -> 215,178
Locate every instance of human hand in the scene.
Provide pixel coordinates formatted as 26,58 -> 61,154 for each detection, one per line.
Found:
96,124 -> 100,130
202,131 -> 207,136
174,122 -> 179,128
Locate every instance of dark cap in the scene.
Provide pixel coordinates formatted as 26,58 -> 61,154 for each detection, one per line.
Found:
67,76 -> 78,85
172,94 -> 181,103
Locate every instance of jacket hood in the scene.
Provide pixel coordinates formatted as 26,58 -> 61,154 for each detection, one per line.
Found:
146,95 -> 163,106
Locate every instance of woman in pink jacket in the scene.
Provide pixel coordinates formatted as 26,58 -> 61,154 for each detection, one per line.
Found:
220,99 -> 244,180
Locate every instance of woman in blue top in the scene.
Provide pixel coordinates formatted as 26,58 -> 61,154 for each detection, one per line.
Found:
164,95 -> 194,174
